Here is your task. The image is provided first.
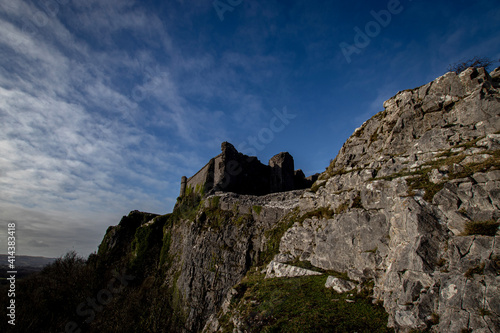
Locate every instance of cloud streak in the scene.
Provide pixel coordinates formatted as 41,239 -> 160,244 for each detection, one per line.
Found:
1,0 -> 499,258
0,0 -> 224,257
0,0 -> 291,257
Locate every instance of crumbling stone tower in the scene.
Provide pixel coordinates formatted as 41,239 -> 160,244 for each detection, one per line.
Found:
269,152 -> 295,192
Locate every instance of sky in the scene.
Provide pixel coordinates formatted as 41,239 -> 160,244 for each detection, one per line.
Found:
0,0 -> 499,258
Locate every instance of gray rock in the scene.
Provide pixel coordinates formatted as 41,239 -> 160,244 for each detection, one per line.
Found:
271,67 -> 500,332
325,276 -> 356,293
104,67 -> 500,333
265,261 -> 322,279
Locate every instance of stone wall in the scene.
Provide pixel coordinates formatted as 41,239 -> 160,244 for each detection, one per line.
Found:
185,153 -> 221,194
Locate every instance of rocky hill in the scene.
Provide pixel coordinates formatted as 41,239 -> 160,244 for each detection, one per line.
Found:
263,66 -> 500,332
96,66 -> 500,332
9,67 -> 498,333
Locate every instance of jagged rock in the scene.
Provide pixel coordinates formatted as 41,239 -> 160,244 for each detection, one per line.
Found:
274,67 -> 500,332
324,276 -> 356,293
269,152 -> 295,192
491,66 -> 500,88
97,67 -> 500,333
265,261 -> 322,279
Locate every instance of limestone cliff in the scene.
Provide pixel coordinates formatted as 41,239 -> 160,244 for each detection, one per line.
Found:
95,67 -> 500,333
263,67 -> 500,332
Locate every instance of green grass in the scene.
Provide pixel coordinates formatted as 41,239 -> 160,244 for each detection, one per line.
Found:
210,196 -> 220,208
173,191 -> 202,221
234,213 -> 253,226
252,205 -> 263,215
372,146 -> 500,202
462,220 -> 499,236
406,173 -> 445,202
223,273 -> 393,333
129,216 -> 167,273
259,209 -> 300,266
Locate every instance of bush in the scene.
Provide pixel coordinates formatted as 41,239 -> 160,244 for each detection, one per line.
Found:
0,251 -> 97,333
252,205 -> 262,215
463,220 -> 499,236
447,56 -> 497,74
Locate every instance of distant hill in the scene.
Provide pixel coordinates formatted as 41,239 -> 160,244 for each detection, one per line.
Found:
0,254 -> 56,268
0,254 -> 57,283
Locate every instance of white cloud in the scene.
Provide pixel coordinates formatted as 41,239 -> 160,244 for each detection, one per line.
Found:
0,4 -> 189,257
0,0 -> 290,257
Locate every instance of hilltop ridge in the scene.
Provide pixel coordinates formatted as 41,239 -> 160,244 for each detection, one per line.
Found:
208,66 -> 500,332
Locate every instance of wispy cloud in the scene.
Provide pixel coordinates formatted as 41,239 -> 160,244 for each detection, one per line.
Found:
0,1 -> 211,256
0,0 -> 291,257
2,0 -> 499,258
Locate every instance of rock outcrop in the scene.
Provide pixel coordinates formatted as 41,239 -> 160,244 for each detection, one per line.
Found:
265,260 -> 322,279
94,67 -> 499,333
271,67 -> 500,332
98,190 -> 305,332
325,276 -> 357,293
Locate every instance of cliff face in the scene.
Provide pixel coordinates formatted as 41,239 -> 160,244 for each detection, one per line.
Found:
97,190 -> 305,332
271,67 -> 500,332
96,67 -> 500,333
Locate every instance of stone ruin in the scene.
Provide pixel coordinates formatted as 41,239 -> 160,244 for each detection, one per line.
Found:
180,142 -> 318,196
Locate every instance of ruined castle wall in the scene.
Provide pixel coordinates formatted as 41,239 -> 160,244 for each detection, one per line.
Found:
213,154 -> 224,186
269,152 -> 295,192
186,154 -> 221,193
181,142 -> 313,196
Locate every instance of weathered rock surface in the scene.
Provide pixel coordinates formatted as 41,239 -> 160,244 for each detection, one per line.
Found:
96,67 -> 500,333
169,190 -> 305,332
275,67 -> 500,332
265,260 -> 322,278
325,276 -> 357,293
97,189 -> 306,332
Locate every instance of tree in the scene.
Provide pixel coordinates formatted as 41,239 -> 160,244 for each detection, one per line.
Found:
447,56 -> 498,74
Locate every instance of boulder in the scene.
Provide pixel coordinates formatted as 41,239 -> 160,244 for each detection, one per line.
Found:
325,276 -> 356,293
265,260 -> 322,279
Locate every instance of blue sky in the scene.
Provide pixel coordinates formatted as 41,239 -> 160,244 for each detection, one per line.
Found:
1,0 -> 499,258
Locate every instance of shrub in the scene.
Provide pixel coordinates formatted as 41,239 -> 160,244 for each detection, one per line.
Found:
447,56 -> 497,74
252,205 -> 262,215
463,220 -> 499,236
